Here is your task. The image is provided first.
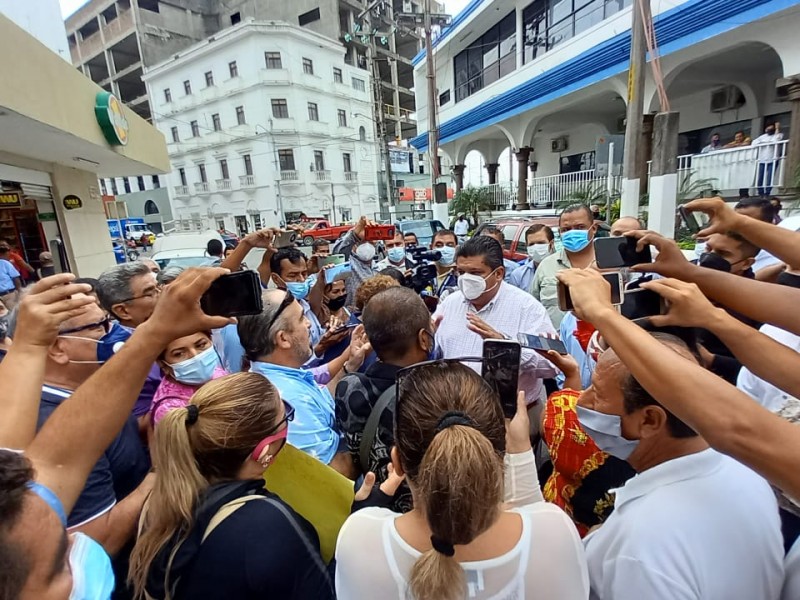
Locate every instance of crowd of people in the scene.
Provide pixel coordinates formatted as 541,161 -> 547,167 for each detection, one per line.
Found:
1,197 -> 800,600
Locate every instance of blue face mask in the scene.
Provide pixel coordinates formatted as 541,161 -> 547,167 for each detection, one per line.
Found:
68,532 -> 116,600
437,246 -> 456,266
284,279 -> 311,301
561,229 -> 592,253
96,322 -> 131,363
171,346 -> 220,386
576,405 -> 639,461
387,247 -> 406,264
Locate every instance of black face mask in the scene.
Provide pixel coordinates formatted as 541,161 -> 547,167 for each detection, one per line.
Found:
766,128 -> 776,135
777,272 -> 800,289
325,295 -> 347,311
698,252 -> 732,273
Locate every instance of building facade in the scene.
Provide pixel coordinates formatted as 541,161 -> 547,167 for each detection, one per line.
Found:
412,0 -> 800,213
142,20 -> 380,232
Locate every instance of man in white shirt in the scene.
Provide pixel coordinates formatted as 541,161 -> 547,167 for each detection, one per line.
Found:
753,122 -> 784,197
580,334 -> 784,600
453,214 -> 469,243
433,235 -> 557,406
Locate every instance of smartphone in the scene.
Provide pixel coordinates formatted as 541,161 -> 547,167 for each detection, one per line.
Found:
332,322 -> 359,334
677,205 -> 709,234
594,237 -> 652,269
318,254 -> 345,267
621,287 -> 666,319
517,333 -> 568,355
481,340 -> 522,419
324,262 -> 352,284
273,231 -> 297,248
364,224 -> 396,242
200,271 -> 263,317
558,272 -> 624,312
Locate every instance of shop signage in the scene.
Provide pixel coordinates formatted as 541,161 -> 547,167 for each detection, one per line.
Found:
95,91 -> 129,146
63,195 -> 83,210
0,192 -> 21,208
38,212 -> 57,222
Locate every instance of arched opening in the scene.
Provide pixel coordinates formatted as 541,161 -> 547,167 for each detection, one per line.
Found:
359,126 -> 367,141
144,200 -> 159,215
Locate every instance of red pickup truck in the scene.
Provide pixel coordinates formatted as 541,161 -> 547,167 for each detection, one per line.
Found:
293,220 -> 353,246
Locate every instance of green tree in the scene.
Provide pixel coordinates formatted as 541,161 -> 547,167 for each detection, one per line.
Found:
449,185 -> 493,228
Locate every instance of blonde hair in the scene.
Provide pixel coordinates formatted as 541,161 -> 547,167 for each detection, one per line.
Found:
129,372 -> 282,599
395,363 -> 505,600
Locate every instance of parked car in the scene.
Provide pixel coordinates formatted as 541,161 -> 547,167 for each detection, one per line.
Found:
396,219 -> 446,247
474,216 -> 560,262
151,231 -> 224,269
292,220 -> 352,246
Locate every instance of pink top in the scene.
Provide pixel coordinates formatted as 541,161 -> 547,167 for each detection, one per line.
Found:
150,366 -> 228,425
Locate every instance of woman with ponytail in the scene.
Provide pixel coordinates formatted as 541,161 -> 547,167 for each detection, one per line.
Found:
335,362 -> 589,599
129,372 -> 334,600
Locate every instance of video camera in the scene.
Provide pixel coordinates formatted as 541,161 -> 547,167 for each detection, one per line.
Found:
402,245 -> 441,294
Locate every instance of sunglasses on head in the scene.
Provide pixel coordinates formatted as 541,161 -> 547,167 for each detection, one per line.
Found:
265,291 -> 295,332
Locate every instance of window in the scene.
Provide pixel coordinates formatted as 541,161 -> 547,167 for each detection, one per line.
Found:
144,200 -> 159,215
124,178 -> 131,193
359,126 -> 367,141
252,213 -> 262,230
337,109 -> 347,127
501,225 -> 518,251
298,8 -> 321,26
229,61 -> 238,78
212,113 -> 221,131
265,52 -> 282,69
439,89 -> 451,106
204,71 -> 214,87
243,154 -> 253,176
271,99 -> 289,118
454,11 -> 516,102
308,102 -> 319,121
198,164 -> 207,183
230,12 -> 241,25
343,153 -> 352,172
178,168 -> 187,186
278,149 -> 295,171
314,150 -> 325,171
340,208 -> 351,222
220,159 -> 229,180
352,77 -> 366,92
333,68 -> 343,84
152,175 -> 161,189
183,80 -> 192,95
136,176 -> 145,190
164,88 -> 172,103
190,120 -> 200,137
302,58 -> 314,75
110,179 -> 118,195
170,126 -> 179,142
235,106 -> 246,125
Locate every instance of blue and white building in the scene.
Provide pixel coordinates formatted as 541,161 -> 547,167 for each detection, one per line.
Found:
412,0 -> 800,213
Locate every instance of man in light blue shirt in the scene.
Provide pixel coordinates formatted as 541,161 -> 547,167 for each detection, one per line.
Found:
238,289 -> 366,477
0,246 -> 22,311
509,224 -> 556,292
557,311 -> 595,390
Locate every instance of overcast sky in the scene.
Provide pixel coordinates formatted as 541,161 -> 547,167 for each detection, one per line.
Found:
59,0 -> 471,19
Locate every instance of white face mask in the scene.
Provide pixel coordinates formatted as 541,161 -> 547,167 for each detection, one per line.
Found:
527,243 -> 552,263
457,269 -> 499,301
694,241 -> 707,259
354,243 -> 376,263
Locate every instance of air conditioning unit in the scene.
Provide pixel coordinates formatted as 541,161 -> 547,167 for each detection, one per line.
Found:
551,137 -> 568,153
710,86 -> 745,113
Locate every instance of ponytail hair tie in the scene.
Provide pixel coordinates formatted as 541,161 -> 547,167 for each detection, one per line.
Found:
435,411 -> 475,433
185,404 -> 199,426
430,536 -> 455,557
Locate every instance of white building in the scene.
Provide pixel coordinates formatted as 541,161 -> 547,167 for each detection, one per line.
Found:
0,0 -> 69,60
142,19 -> 381,234
412,0 -> 800,213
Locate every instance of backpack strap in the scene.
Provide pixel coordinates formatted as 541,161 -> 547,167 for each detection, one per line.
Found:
359,385 -> 396,474
202,494 -> 263,542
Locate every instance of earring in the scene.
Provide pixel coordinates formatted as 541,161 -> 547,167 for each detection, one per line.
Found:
256,446 -> 274,469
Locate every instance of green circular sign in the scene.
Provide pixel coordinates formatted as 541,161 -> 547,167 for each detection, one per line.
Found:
94,91 -> 129,146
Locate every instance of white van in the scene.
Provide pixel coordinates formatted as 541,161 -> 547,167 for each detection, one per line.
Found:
151,231 -> 224,269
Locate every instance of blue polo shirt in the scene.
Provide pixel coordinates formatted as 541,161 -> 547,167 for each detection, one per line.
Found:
249,361 -> 340,465
0,259 -> 20,293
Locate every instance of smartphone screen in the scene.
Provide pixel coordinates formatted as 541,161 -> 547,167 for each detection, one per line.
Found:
594,237 -> 652,269
558,272 -> 623,312
517,333 -> 568,355
319,254 -> 345,268
324,262 -> 352,284
200,271 -> 263,317
621,287 -> 664,319
678,205 -> 709,234
364,225 -> 396,241
481,340 -> 522,419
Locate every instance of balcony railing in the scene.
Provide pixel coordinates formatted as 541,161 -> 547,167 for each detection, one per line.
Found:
280,170 -> 299,182
239,175 -> 256,187
173,185 -> 189,197
216,179 -> 232,192
344,171 -> 358,183
486,170 -> 621,211
194,182 -> 210,194
314,170 -> 331,183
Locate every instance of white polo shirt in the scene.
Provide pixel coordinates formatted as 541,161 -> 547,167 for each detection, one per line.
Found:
584,448 -> 784,600
737,324 -> 800,413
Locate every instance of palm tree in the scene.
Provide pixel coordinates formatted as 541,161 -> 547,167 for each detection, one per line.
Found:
449,186 -> 493,228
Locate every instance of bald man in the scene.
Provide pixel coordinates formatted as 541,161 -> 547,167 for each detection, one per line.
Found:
610,217 -> 643,237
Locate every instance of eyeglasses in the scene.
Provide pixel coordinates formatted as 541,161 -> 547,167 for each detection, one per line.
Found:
120,285 -> 162,303
59,316 -> 111,336
251,400 -> 296,462
265,290 -> 295,332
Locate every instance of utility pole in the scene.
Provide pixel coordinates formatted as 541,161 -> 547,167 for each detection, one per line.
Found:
330,181 -> 337,223
424,0 -> 438,199
620,0 -> 648,218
